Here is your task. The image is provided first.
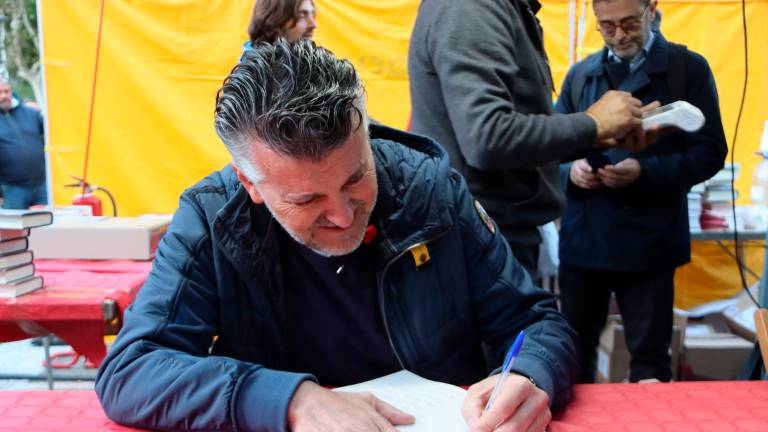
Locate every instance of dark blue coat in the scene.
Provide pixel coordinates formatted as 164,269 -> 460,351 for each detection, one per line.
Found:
95,124 -> 578,431
0,103 -> 45,185
555,33 -> 727,271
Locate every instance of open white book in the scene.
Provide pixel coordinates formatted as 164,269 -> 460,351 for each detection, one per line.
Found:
334,370 -> 469,431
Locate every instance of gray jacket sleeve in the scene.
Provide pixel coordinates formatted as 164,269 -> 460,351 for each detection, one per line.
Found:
425,0 -> 596,171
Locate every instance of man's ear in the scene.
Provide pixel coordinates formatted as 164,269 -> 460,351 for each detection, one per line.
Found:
231,162 -> 264,204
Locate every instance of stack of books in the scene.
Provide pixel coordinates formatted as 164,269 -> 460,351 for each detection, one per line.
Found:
688,183 -> 705,231
699,164 -> 739,230
0,209 -> 54,298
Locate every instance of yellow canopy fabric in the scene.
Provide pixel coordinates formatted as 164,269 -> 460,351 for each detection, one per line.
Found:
39,0 -> 767,309
40,0 -> 767,217
41,1 -> 243,215
674,240 -> 764,309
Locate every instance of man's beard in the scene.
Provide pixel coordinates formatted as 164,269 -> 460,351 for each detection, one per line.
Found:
268,196 -> 376,257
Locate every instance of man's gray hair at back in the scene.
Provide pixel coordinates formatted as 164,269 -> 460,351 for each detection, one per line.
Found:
214,38 -> 367,183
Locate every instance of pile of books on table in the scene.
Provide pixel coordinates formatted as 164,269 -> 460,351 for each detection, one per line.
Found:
699,164 -> 739,230
688,183 -> 705,230
0,209 -> 54,298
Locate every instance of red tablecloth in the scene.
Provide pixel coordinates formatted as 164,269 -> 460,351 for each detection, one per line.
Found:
0,259 -> 153,366
0,390 -> 139,431
1,381 -> 766,432
551,381 -> 768,432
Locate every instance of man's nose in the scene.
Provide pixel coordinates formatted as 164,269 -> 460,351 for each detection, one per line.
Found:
323,195 -> 355,229
613,26 -> 628,39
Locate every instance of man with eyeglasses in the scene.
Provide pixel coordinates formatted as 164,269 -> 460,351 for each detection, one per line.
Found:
408,0 -> 658,280
555,0 -> 727,383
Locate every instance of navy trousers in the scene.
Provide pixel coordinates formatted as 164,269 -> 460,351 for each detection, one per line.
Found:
558,263 -> 674,383
508,242 -> 539,280
1,182 -> 47,209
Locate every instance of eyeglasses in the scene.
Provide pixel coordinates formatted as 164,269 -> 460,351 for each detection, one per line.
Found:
596,6 -> 649,36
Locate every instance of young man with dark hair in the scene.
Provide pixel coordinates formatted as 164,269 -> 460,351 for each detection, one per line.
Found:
96,40 -> 578,432
247,0 -> 316,44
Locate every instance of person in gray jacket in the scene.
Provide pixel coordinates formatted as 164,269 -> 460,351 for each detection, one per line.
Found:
96,40 -> 577,432
409,0 -> 657,275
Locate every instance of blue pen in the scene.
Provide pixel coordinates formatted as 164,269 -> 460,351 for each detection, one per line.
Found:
483,330 -> 526,413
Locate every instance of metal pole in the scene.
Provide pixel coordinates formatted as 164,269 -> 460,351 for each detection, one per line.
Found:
36,0 -> 54,206
42,335 -> 54,389
760,228 -> 768,308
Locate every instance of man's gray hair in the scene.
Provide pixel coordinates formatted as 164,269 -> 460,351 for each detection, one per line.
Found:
214,39 -> 366,182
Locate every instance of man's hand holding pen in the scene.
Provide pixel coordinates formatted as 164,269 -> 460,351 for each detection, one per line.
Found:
462,374 -> 550,432
460,331 -> 549,432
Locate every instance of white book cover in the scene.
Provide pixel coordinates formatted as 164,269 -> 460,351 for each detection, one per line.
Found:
334,370 -> 468,431
0,262 -> 35,284
0,250 -> 33,270
0,275 -> 43,298
0,209 -> 53,230
28,215 -> 172,260
0,228 -> 29,241
0,237 -> 28,256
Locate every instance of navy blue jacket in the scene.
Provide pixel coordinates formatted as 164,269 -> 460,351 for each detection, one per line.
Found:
555,33 -> 727,271
0,102 -> 45,185
96,124 -> 578,431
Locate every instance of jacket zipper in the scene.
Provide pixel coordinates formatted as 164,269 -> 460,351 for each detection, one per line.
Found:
376,228 -> 451,371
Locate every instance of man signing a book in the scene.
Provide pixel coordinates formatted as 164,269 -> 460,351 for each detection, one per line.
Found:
95,40 -> 578,432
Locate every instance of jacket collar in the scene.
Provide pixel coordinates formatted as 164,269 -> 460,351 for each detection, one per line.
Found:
642,31 -> 671,74
525,0 -> 542,14
584,31 -> 670,92
2,98 -> 21,114
369,124 -> 454,259
212,170 -> 282,290
606,30 -> 656,72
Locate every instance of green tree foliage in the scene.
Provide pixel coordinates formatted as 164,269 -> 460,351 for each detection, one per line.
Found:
0,0 -> 40,102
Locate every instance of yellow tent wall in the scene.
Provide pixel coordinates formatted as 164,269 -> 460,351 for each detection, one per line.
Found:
40,0 -> 767,218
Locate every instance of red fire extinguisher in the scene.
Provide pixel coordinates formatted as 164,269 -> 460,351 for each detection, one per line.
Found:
65,176 -> 117,216
72,192 -> 103,216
